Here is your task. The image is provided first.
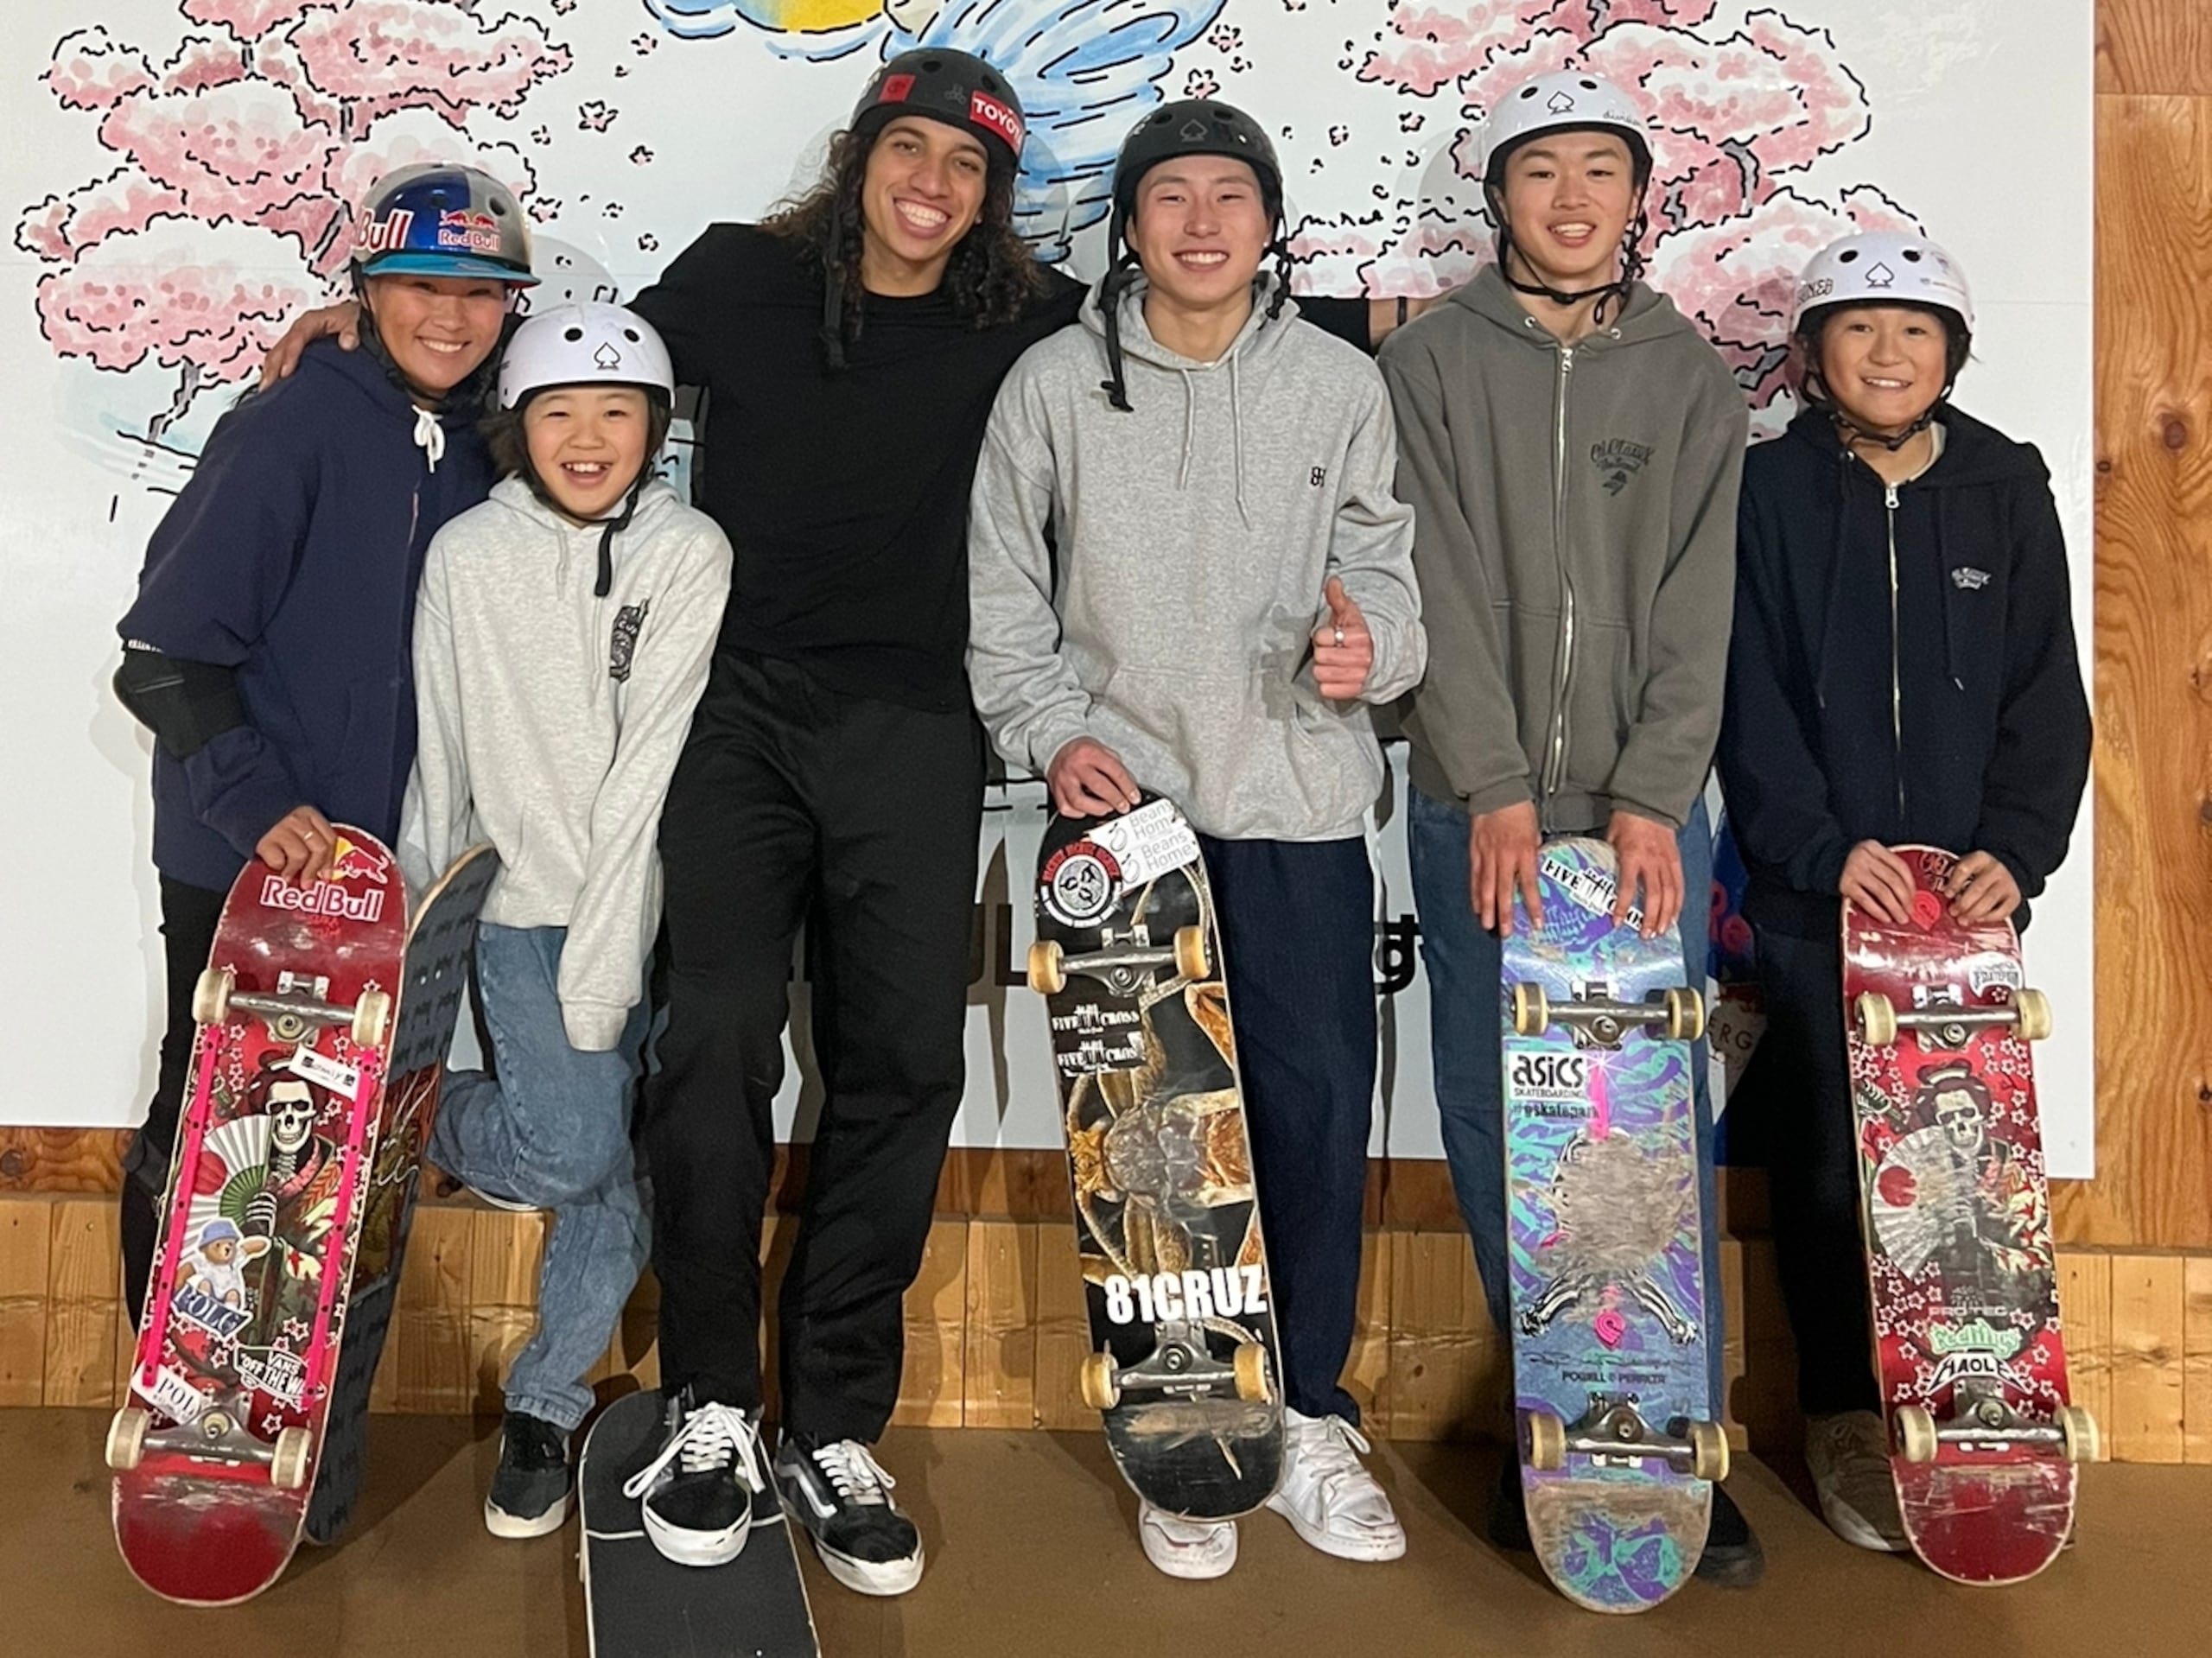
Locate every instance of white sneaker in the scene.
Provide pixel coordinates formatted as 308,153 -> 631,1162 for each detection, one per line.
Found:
1137,1502 -> 1238,1579
1264,1408 -> 1406,1562
1805,1410 -> 1909,1553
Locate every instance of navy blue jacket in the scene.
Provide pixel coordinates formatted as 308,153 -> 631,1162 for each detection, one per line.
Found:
1717,404 -> 2090,936
118,340 -> 496,891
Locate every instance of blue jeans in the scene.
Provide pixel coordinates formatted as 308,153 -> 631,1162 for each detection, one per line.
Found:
429,923 -> 651,1432
1406,787 -> 1726,1409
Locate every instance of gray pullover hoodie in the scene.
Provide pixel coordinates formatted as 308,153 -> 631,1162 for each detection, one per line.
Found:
1378,264 -> 1745,832
968,276 -> 1424,842
399,475 -> 731,1050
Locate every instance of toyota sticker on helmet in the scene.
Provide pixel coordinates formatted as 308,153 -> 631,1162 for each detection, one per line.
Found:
970,90 -> 1025,152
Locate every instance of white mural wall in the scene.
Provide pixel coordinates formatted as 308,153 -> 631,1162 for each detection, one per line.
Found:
0,1 -> 2095,1172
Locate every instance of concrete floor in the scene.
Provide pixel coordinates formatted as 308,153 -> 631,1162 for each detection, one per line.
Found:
8,1407 -> 2206,1656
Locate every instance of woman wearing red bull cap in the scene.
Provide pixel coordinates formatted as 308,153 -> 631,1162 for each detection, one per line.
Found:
111,162 -> 536,1347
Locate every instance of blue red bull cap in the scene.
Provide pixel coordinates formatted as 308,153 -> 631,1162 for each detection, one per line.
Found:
352,162 -> 537,286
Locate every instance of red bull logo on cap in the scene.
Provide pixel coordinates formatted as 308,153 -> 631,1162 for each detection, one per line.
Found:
435,209 -> 502,255
354,208 -> 415,257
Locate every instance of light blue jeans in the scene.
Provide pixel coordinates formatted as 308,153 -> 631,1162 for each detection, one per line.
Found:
429,923 -> 651,1432
1407,788 -> 1726,1409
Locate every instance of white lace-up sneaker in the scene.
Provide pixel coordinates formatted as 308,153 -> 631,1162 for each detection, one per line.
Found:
623,1390 -> 767,1567
772,1437 -> 925,1596
1264,1408 -> 1407,1561
1137,1502 -> 1239,1579
1805,1410 -> 1909,1552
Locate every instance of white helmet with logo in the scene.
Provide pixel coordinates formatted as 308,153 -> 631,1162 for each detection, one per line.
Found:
1790,232 -> 1974,334
499,301 -> 674,410
1477,70 -> 1652,184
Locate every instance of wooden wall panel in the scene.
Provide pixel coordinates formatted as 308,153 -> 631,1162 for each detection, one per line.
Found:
2060,1251 -> 2115,1459
2184,1255 -> 2212,1464
2100,0 -> 2212,94
43,1197 -> 118,1407
2076,80 -> 2212,1251
2106,1253 -> 2188,1462
0,1197 -> 52,1407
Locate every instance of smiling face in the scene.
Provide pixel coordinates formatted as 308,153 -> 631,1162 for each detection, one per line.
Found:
523,385 -> 654,521
1497,130 -> 1639,293
858,118 -> 990,294
1127,156 -> 1272,316
1815,303 -> 1953,436
360,272 -> 510,398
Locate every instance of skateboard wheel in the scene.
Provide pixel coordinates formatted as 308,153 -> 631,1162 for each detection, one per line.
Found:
1231,1339 -> 1272,1403
1078,1350 -> 1122,1413
1855,991 -> 1898,1048
270,1426 -> 314,1490
2013,987 -> 2053,1043
1522,1408 -> 1567,1471
1173,925 -> 1211,983
1664,987 -> 1706,1045
1896,1403 -> 1938,1464
1511,982 -> 1549,1037
106,1406 -> 149,1472
351,988 -> 391,1049
2057,1405 -> 2100,1464
1688,1420 -> 1730,1483
1027,939 -> 1065,997
192,967 -> 233,1026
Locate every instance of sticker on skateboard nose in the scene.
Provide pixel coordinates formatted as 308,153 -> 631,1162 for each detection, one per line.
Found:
1039,841 -> 1122,926
1089,798 -> 1202,886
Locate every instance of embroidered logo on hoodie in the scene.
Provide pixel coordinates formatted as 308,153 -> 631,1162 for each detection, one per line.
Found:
1591,438 -> 1653,496
609,600 -> 649,682
1950,567 -> 1992,592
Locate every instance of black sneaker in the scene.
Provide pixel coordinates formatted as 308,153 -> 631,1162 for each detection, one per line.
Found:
1694,1483 -> 1765,1586
772,1436 -> 924,1596
1488,1456 -> 1532,1551
485,1410 -> 572,1539
623,1388 -> 766,1567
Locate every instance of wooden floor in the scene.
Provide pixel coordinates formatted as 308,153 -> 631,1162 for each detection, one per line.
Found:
10,1407 -> 2206,1657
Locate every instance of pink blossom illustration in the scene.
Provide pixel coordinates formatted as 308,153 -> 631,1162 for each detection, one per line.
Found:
18,2 -> 573,438
1302,0 -> 1913,419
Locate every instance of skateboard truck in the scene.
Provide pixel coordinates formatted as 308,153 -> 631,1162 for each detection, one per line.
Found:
1079,1320 -> 1272,1413
1028,925 -> 1209,999
108,1389 -> 316,1490
1853,988 -> 2052,1049
1522,1396 -> 1729,1483
1892,1384 -> 2098,1464
194,965 -> 391,1049
1511,981 -> 1704,1047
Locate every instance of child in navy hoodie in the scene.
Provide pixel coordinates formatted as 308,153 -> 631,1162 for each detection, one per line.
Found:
111,164 -> 537,1327
1716,232 -> 2090,1553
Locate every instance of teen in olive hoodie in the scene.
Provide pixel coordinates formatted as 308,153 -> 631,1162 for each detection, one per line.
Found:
1376,70 -> 1756,1579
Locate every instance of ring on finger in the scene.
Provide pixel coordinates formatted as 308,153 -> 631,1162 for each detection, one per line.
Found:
1332,626 -> 1345,648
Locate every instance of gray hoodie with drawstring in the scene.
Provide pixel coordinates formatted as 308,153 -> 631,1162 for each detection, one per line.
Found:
967,275 -> 1425,842
1378,264 -> 1745,833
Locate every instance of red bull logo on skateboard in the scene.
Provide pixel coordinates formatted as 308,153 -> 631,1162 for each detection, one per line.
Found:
259,873 -> 386,924
326,835 -> 390,886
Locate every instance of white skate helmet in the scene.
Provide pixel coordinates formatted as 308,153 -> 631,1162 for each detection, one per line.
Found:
499,302 -> 674,410
1477,71 -> 1652,185
1790,232 -> 1974,334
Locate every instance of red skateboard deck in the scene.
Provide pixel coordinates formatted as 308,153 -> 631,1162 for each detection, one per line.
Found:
111,829 -> 406,1604
1841,845 -> 2094,1585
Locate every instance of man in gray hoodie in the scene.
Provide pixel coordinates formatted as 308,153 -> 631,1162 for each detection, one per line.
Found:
1376,69 -> 1759,1580
969,101 -> 1424,1582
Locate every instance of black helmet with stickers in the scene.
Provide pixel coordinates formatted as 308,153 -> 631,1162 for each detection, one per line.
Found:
849,48 -> 1027,175
1096,99 -> 1291,413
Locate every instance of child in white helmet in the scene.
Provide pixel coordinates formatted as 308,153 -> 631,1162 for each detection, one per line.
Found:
1717,232 -> 2089,1551
397,301 -> 733,1540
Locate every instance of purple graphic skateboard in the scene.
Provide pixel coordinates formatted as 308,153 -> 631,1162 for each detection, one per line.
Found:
1503,838 -> 1725,1613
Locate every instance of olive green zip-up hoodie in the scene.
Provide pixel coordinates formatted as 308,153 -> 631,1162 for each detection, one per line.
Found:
1378,264 -> 1745,832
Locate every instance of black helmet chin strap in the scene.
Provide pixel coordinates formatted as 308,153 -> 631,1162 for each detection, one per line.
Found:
1802,361 -> 1953,455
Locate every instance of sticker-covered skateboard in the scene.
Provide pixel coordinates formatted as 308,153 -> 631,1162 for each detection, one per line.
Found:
1026,794 -> 1282,1518
1843,844 -> 2094,1585
579,1389 -> 818,1657
110,829 -> 406,1604
1503,837 -> 1725,1613
1706,811 -> 1765,1120
306,843 -> 499,1543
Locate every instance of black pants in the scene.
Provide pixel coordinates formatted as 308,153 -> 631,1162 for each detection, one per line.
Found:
1743,918 -> 1881,1416
121,874 -> 231,1331
639,651 -> 983,1445
1200,834 -> 1376,1424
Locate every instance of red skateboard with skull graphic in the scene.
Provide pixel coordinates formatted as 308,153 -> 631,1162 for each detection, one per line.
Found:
109,829 -> 406,1604
1841,845 -> 2095,1585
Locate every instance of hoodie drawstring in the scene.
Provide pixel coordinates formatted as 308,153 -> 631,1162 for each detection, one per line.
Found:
412,406 -> 446,473
1229,349 -> 1249,530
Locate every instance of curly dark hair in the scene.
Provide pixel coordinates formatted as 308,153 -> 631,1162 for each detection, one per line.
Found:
766,126 -> 1042,366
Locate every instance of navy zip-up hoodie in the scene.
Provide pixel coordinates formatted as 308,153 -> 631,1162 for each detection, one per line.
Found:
1717,403 -> 2090,937
118,338 -> 496,891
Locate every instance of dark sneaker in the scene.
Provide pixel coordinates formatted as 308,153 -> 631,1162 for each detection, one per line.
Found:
773,1437 -> 924,1596
623,1389 -> 766,1567
485,1410 -> 572,1539
1488,1456 -> 1531,1551
1694,1483 -> 1766,1586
